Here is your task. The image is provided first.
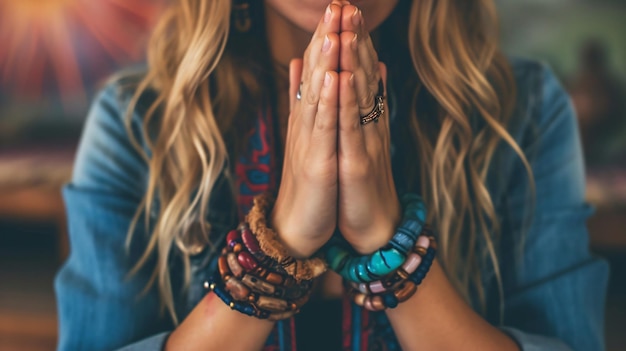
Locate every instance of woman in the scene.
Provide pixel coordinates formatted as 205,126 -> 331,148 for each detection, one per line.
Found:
55,0 -> 608,350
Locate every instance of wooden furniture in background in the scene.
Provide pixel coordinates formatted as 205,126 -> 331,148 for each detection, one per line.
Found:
0,145 -> 75,350
0,145 -> 74,260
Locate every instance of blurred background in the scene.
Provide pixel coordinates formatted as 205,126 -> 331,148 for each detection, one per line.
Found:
0,0 -> 624,350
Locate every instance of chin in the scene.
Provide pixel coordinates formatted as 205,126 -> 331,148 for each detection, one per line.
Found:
265,0 -> 395,34
290,12 -> 382,35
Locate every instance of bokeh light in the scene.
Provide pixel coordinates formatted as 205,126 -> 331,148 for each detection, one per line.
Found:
0,0 -> 164,104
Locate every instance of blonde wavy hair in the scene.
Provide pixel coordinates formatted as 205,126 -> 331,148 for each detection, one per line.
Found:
125,0 -> 532,323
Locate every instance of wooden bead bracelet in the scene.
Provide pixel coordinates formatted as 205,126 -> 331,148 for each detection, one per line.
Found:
212,223 -> 315,320
204,276 -> 304,321
219,246 -> 312,301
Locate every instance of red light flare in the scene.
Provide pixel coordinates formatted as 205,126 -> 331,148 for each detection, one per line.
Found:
0,0 -> 164,104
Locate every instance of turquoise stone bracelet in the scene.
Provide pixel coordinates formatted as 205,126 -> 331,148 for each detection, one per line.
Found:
325,193 -> 427,283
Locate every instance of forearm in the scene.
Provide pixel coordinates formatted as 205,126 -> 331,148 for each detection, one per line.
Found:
165,292 -> 274,351
385,261 -> 519,351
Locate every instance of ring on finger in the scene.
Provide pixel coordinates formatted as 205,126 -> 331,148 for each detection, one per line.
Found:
296,82 -> 303,100
360,80 -> 385,126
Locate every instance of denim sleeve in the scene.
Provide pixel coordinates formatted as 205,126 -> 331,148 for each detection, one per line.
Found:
54,82 -> 173,351
496,65 -> 609,351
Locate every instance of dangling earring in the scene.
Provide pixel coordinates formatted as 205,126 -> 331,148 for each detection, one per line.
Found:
233,0 -> 252,33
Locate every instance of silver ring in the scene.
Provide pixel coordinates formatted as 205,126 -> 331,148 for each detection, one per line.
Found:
360,80 -> 385,125
296,82 -> 302,100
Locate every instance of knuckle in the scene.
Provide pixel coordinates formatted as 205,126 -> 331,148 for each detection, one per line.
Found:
359,90 -> 376,108
319,88 -> 334,106
340,118 -> 361,132
370,59 -> 380,75
339,72 -> 352,87
315,119 -> 331,132
365,69 -> 378,85
373,61 -> 381,73
306,88 -> 320,106
340,31 -> 354,45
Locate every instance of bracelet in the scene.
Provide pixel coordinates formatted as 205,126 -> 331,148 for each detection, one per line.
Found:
346,246 -> 436,312
325,193 -> 427,283
246,193 -> 327,281
219,248 -> 312,301
226,226 -> 290,281
350,235 -> 432,295
217,260 -> 311,315
219,237 -> 313,300
208,222 -> 315,321
204,276 -> 302,321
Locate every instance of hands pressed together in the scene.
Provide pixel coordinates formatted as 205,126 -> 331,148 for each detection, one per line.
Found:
167,5 -> 525,350
271,1 -> 401,258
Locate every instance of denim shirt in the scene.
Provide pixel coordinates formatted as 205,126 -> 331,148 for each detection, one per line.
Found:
54,58 -> 609,351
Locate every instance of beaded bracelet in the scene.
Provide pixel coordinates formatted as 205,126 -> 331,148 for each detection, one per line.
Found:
325,193 -> 427,283
219,244 -> 311,300
214,225 -> 314,320
346,246 -> 436,312
225,226 -> 290,282
350,234 -> 437,297
246,193 -> 327,281
204,276 -> 302,321
218,261 -> 311,311
222,272 -> 310,311
212,262 -> 310,321
221,233 -> 313,301
350,235 -> 432,295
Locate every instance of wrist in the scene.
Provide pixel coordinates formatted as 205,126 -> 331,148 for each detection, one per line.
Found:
343,214 -> 400,255
341,195 -> 402,254
269,204 -> 333,259
349,226 -> 394,255
274,229 -> 326,259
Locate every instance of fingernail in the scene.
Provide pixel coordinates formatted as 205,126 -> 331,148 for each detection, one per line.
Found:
351,33 -> 358,50
322,35 -> 331,52
324,72 -> 332,87
352,8 -> 360,26
324,5 -> 332,23
349,73 -> 355,86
